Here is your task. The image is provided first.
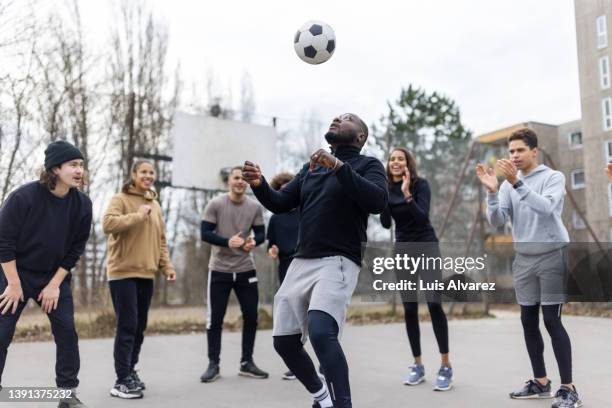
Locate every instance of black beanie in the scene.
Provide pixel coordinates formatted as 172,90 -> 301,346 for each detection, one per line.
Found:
44,141 -> 84,170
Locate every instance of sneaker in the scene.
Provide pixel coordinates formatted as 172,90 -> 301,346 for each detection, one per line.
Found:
282,370 -> 297,380
58,394 -> 88,408
509,379 -> 553,399
200,362 -> 220,383
404,364 -> 425,386
110,379 -> 144,399
551,385 -> 583,408
239,360 -> 269,379
129,369 -> 146,390
433,365 -> 453,391
312,402 -> 321,408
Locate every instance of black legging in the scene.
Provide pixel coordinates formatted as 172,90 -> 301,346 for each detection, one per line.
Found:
207,270 -> 259,364
274,310 -> 351,408
109,278 -> 154,382
403,301 -> 449,358
521,304 -> 572,384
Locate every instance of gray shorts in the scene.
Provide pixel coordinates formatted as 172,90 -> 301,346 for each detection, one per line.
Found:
273,256 -> 360,342
513,248 -> 568,306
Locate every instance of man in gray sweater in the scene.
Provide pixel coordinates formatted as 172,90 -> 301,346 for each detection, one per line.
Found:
476,128 -> 582,408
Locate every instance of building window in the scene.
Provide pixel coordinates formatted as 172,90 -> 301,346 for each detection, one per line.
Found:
572,210 -> 586,230
601,56 -> 611,89
603,97 -> 612,131
571,169 -> 585,189
609,184 -> 612,217
597,15 -> 608,49
606,141 -> 612,163
568,131 -> 583,149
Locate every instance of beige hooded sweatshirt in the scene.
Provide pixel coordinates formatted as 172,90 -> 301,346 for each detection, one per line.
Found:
103,186 -> 175,280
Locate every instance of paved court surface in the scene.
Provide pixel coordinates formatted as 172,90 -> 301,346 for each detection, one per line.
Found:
1,311 -> 608,407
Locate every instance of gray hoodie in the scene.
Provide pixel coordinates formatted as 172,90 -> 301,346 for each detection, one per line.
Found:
486,164 -> 569,254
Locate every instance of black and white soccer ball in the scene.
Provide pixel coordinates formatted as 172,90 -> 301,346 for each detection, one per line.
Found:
294,21 -> 336,65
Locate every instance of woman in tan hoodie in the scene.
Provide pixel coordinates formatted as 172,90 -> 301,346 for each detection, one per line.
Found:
103,160 -> 176,399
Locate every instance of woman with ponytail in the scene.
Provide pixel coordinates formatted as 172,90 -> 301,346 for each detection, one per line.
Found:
381,147 -> 453,392
103,160 -> 176,399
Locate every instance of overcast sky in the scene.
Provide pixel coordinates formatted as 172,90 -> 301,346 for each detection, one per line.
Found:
75,0 -> 581,136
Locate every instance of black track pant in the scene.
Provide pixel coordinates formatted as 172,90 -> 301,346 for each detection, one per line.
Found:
206,270 -> 259,364
521,304 -> 572,384
109,278 -> 154,382
0,273 -> 79,388
403,301 -> 449,357
274,310 -> 352,408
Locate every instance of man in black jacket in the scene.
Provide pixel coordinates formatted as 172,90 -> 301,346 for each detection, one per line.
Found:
0,141 -> 92,408
243,113 -> 388,408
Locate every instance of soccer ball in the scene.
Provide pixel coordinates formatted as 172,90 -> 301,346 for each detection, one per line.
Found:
294,21 -> 336,65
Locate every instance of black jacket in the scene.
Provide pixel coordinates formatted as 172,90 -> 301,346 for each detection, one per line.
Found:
252,145 -> 388,266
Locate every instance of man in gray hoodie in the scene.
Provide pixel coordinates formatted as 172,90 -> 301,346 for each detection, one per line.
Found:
476,128 -> 582,408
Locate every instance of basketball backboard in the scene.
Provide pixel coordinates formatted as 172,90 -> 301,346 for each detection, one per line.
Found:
171,112 -> 278,190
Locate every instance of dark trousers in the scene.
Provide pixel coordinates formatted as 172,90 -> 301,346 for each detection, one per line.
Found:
278,257 -> 293,285
521,304 -> 573,384
395,242 -> 448,357
0,273 -> 80,388
206,270 -> 258,364
109,278 -> 154,382
403,301 -> 449,357
274,310 -> 352,408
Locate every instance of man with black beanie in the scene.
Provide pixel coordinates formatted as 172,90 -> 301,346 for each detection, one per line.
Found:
0,140 -> 92,408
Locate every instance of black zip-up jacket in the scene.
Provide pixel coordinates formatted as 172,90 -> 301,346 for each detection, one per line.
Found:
252,145 -> 388,266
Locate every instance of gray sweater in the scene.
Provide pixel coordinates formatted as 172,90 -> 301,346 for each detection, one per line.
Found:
486,164 -> 569,254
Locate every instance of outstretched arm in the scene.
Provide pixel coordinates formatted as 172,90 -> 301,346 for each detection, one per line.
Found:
244,161 -> 303,214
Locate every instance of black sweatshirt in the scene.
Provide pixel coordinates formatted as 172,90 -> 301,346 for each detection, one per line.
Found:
380,178 -> 438,242
0,181 -> 92,274
266,209 -> 299,260
252,145 -> 388,266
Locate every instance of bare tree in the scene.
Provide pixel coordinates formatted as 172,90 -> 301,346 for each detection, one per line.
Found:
0,42 -> 38,203
0,0 -> 37,54
240,71 -> 255,123
107,1 -> 179,178
1,78 -> 31,201
31,1 -> 107,306
105,0 -> 181,304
